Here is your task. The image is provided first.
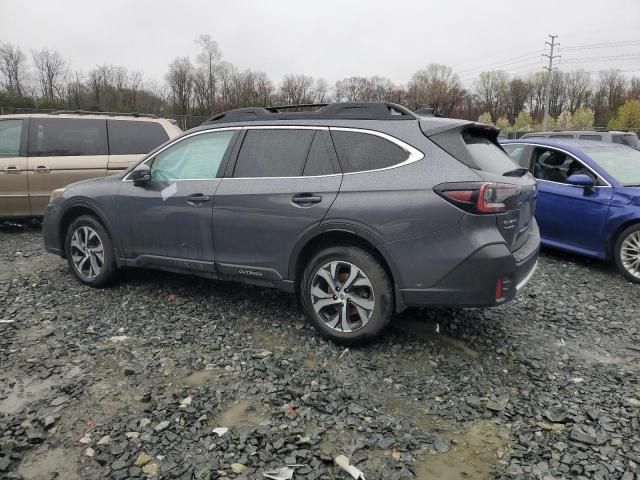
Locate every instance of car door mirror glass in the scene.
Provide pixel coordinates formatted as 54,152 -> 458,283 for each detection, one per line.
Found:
132,163 -> 151,185
566,174 -> 594,187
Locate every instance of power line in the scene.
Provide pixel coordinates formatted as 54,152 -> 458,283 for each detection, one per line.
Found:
455,50 -> 544,75
560,40 -> 640,51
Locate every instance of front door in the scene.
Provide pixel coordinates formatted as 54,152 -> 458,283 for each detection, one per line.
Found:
531,146 -> 613,255
213,128 -> 341,280
116,129 -> 238,272
0,118 -> 29,216
27,117 -> 108,215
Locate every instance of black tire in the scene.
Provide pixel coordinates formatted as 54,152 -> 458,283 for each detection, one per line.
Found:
64,215 -> 117,287
299,246 -> 394,344
614,224 -> 640,284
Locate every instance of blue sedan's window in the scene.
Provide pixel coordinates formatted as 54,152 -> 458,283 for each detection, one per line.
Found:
585,147 -> 640,186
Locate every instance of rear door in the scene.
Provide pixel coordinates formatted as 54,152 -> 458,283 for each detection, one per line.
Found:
0,118 -> 29,216
27,117 -> 108,215
107,120 -> 170,173
212,127 -> 341,280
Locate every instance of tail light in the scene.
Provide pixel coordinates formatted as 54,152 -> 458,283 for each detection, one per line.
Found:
435,182 -> 521,214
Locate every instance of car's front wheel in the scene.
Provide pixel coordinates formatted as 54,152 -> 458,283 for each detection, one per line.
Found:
614,224 -> 640,283
300,246 -> 394,344
64,215 -> 117,287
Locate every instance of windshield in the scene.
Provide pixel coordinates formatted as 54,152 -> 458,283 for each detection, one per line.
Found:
584,146 -> 640,186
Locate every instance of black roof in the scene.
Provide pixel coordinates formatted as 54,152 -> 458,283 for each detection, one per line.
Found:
204,102 -> 419,124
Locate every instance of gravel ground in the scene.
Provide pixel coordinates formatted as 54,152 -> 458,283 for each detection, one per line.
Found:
1,227 -> 639,480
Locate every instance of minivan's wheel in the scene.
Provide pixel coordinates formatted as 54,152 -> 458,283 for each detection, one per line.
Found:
64,215 -> 117,287
615,224 -> 640,283
300,246 -> 393,344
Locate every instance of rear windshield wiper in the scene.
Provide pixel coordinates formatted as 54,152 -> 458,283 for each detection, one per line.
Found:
503,168 -> 529,177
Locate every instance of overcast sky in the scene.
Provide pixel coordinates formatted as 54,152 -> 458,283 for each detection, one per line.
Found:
1,0 -> 639,87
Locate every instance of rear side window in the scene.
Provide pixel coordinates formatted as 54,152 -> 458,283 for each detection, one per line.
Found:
612,134 -> 638,147
331,131 -> 408,173
549,134 -> 573,139
233,129 -> 314,178
463,131 -> 519,174
579,134 -> 602,141
303,132 -> 334,176
0,119 -> 22,157
108,120 -> 169,155
28,118 -> 107,157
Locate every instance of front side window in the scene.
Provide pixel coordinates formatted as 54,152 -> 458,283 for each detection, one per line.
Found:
0,119 -> 22,157
28,118 -> 108,156
331,130 -> 409,173
584,146 -> 640,186
108,120 -> 169,155
532,147 -> 596,184
502,144 -> 528,168
233,129 -> 314,178
151,130 -> 235,181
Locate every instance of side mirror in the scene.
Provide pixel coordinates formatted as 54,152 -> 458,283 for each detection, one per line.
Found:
566,174 -> 594,188
131,164 -> 151,185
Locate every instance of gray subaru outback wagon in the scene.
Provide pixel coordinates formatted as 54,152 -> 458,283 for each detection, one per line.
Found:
43,102 -> 539,344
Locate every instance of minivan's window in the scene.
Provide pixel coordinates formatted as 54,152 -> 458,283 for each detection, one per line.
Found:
584,146 -> 640,186
463,131 -> 519,174
108,120 -> 169,155
579,134 -> 602,141
0,119 -> 22,157
233,129 -> 314,178
549,134 -> 573,139
151,130 -> 235,181
331,131 -> 408,173
29,118 -> 108,157
611,134 -> 638,148
303,132 -> 334,176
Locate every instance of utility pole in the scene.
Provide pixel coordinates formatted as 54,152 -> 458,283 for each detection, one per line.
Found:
542,34 -> 560,131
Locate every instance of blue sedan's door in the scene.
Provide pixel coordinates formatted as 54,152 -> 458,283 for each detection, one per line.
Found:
531,146 -> 613,256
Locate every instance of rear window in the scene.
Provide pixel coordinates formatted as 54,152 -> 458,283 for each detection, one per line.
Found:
0,119 -> 22,157
612,134 -> 638,148
28,118 -> 107,157
463,131 -> 519,174
108,120 -> 169,155
579,134 -> 602,141
331,130 -> 409,173
233,129 -> 314,178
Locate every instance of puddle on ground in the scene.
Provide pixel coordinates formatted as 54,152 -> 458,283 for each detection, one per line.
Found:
415,420 -> 509,480
181,368 -> 225,386
18,447 -> 79,480
397,319 -> 480,359
0,377 -> 57,415
216,399 -> 269,429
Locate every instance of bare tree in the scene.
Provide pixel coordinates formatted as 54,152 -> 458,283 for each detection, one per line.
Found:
279,74 -> 314,104
507,78 -> 531,122
166,57 -> 194,115
32,48 -> 67,103
474,70 -> 509,121
407,64 -> 464,115
564,70 -> 591,113
0,42 -> 27,96
195,35 -> 222,114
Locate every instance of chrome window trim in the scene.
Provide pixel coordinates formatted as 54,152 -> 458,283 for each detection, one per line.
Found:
505,142 -> 612,188
123,125 -> 424,182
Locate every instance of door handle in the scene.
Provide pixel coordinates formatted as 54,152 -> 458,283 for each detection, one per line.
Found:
33,165 -> 50,173
3,166 -> 21,174
187,193 -> 211,205
292,193 -> 322,206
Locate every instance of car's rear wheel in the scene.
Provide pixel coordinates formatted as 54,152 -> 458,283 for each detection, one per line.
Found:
614,224 -> 640,283
300,246 -> 393,344
65,215 -> 117,287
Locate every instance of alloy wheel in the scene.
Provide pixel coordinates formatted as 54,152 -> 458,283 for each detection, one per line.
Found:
620,230 -> 640,280
310,261 -> 375,333
70,226 -> 104,279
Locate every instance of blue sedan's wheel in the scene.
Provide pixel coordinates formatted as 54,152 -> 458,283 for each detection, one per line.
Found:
615,224 -> 640,283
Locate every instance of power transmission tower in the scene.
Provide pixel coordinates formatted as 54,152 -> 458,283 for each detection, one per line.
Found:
542,34 -> 560,130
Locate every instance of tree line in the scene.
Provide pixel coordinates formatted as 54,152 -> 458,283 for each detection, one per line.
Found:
1,35 -> 639,130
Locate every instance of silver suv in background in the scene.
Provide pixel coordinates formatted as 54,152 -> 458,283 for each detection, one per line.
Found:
521,130 -> 639,148
0,111 -> 181,217
43,102 -> 540,344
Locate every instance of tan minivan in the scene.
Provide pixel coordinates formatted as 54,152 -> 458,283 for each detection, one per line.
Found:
0,112 -> 182,217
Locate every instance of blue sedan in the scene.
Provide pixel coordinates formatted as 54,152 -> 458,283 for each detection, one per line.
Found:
501,139 -> 640,282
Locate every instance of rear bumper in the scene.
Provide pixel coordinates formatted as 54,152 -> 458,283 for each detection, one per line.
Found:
42,202 -> 64,257
400,223 -> 540,308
